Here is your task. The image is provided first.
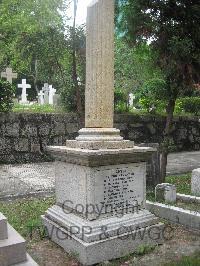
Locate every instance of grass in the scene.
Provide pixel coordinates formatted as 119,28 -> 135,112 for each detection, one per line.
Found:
0,197 -> 55,239
164,251 -> 200,266
166,173 -> 191,195
13,103 -> 64,113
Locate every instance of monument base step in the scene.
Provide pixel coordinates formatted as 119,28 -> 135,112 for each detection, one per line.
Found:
14,254 -> 38,266
0,213 -> 8,240
42,210 -> 164,265
0,224 -> 26,266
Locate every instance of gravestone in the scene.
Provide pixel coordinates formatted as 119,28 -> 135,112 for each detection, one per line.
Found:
0,212 -> 38,265
49,85 -> 56,105
1,67 -> 18,84
42,83 -> 50,104
129,93 -> 135,107
42,1 -> 164,265
53,94 -> 61,106
38,90 -> 44,105
191,168 -> 200,196
18,79 -> 31,104
155,183 -> 177,203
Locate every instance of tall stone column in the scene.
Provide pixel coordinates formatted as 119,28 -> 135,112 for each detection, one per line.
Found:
85,0 -> 114,128
67,0 -> 132,149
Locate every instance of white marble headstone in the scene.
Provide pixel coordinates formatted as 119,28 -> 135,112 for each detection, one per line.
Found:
38,90 -> 45,105
49,85 -> 56,105
42,83 -> 50,104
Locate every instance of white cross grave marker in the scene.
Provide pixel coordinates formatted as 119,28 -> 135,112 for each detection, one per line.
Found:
1,67 -> 18,84
42,83 -> 50,104
129,93 -> 136,107
49,85 -> 57,105
18,79 -> 31,104
38,90 -> 45,105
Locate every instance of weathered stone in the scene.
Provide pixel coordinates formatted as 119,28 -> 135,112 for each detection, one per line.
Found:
1,67 -> 17,84
21,124 -> 38,137
0,212 -> 38,265
5,123 -> 20,137
146,201 -> 200,231
85,0 -> 114,128
155,183 -> 177,203
15,138 -> 29,152
191,168 -> 200,196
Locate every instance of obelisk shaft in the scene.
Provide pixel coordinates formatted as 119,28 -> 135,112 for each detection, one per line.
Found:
85,0 -> 114,128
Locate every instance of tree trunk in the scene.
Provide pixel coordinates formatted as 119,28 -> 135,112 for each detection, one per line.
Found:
160,98 -> 176,182
72,0 -> 83,120
34,59 -> 39,94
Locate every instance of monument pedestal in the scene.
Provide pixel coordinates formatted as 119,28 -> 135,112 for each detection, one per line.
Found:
42,145 -> 164,265
0,213 -> 38,266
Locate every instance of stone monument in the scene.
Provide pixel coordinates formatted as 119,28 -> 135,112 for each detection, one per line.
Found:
49,85 -> 56,105
129,93 -> 135,107
1,67 -> 18,84
18,79 -> 31,104
192,168 -> 200,196
38,90 -> 45,105
42,1 -> 163,265
42,83 -> 50,104
0,212 -> 38,265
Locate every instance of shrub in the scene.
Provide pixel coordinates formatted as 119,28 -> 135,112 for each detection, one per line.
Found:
0,79 -> 15,112
175,97 -> 200,115
138,78 -> 167,113
114,88 -> 128,112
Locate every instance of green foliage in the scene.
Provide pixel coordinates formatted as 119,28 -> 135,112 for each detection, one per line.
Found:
117,0 -> 200,109
114,88 -> 128,113
175,97 -> 200,116
0,79 -> 15,112
138,78 -> 167,113
135,245 -> 156,256
0,0 -> 86,112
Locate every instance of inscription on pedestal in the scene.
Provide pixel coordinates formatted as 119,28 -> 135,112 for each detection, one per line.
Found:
94,163 -> 146,211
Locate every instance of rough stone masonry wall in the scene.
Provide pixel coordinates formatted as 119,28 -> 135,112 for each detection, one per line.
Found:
0,113 -> 199,163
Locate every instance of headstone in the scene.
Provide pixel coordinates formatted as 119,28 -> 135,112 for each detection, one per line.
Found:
38,90 -> 45,105
0,212 -> 38,265
155,183 -> 177,203
53,94 -> 61,106
42,1 -> 164,265
192,168 -> 200,196
42,83 -> 50,104
18,79 -> 31,104
1,67 -> 18,84
129,93 -> 135,107
49,85 -> 56,105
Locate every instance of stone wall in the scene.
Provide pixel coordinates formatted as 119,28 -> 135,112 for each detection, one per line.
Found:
0,113 -> 199,163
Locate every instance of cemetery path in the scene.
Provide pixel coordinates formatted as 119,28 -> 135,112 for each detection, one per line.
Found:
0,151 -> 199,199
167,151 -> 200,175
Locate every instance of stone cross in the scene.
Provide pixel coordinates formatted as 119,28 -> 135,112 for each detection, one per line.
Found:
49,85 -> 57,105
42,83 -> 50,104
38,90 -> 45,105
1,67 -> 18,84
85,0 -> 115,128
18,79 -> 31,104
